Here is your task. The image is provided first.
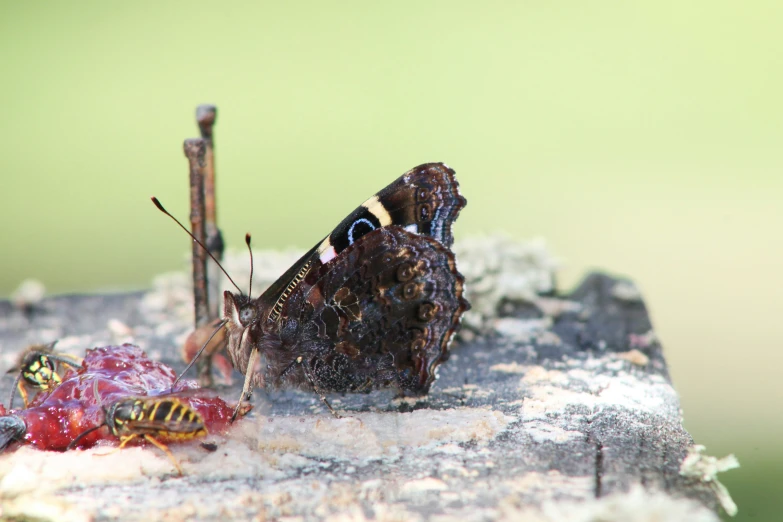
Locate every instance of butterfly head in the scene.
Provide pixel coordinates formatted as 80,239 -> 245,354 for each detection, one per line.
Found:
223,291 -> 260,329
223,291 -> 269,382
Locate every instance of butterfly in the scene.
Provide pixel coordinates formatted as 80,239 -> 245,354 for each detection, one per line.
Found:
222,163 -> 469,416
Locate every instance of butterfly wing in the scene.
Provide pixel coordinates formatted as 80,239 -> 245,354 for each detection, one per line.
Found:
258,162 -> 465,319
276,226 -> 468,395
225,163 -> 467,396
313,162 -> 465,261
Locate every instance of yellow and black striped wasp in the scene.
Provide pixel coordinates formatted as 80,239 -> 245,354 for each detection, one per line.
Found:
68,387 -> 208,475
7,341 -> 82,409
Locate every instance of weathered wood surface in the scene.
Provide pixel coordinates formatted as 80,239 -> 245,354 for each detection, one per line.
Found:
0,245 -> 726,521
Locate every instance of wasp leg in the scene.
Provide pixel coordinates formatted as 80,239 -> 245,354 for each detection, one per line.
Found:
94,434 -> 139,457
117,434 -> 138,450
143,434 -> 183,476
7,372 -> 22,410
17,383 -> 30,409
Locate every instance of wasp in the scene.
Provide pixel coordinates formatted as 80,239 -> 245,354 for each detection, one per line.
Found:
7,342 -> 82,409
69,393 -> 208,475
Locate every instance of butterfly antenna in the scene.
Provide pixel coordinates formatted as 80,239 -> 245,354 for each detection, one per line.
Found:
151,197 -> 243,295
172,319 -> 228,389
245,233 -> 254,298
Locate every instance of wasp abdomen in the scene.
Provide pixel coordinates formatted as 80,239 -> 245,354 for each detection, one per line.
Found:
109,398 -> 207,441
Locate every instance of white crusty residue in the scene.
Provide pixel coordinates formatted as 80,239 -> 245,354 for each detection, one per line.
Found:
680,445 -> 740,517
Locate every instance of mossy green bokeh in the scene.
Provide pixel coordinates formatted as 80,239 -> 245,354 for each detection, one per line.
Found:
1,2 -> 781,518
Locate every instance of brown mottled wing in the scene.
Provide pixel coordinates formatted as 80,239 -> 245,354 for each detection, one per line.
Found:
257,163 -> 465,320
278,227 -> 468,395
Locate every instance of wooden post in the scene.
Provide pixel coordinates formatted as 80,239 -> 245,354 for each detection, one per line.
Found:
0,260 -> 737,521
183,138 -> 210,330
196,104 -> 224,321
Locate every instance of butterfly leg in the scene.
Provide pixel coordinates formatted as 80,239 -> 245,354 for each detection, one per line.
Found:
231,347 -> 259,423
296,356 -> 341,419
143,434 -> 183,476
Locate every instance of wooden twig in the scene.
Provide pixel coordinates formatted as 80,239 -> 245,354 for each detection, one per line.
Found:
183,138 -> 210,331
196,105 -> 224,320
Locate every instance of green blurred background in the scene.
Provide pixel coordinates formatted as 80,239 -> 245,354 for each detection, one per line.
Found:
1,2 -> 780,518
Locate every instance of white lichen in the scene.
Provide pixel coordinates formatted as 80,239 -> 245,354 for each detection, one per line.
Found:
454,235 -> 559,333
680,444 -> 740,517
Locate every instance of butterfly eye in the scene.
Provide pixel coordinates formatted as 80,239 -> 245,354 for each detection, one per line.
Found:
239,306 -> 257,326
